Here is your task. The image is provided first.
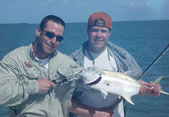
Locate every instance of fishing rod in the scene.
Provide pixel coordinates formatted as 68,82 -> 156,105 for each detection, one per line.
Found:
139,43 -> 169,80
118,43 -> 169,108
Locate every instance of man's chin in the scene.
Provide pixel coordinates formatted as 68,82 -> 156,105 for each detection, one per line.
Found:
44,49 -> 56,56
94,44 -> 105,49
93,46 -> 105,52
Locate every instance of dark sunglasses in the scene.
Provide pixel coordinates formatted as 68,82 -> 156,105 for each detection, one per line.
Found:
43,31 -> 64,42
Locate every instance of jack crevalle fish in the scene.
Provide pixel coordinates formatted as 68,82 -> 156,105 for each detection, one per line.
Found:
76,67 -> 169,105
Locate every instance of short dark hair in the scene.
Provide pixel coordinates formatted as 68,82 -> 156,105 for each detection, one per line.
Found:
39,15 -> 65,31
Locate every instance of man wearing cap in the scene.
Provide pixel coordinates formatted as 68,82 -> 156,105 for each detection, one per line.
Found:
69,12 -> 162,117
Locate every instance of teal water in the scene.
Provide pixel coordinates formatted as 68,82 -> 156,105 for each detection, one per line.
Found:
0,21 -> 169,117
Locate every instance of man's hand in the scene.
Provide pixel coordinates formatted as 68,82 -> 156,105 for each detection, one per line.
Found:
37,79 -> 56,94
91,106 -> 114,117
139,80 -> 162,96
92,111 -> 112,117
69,99 -> 113,117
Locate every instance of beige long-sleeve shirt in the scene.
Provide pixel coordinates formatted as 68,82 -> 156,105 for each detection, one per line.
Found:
0,44 -> 82,117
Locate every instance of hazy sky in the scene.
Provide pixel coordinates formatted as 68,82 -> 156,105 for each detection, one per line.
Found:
0,0 -> 168,23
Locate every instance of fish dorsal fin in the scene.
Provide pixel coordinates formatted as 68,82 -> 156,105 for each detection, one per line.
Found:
100,90 -> 108,99
153,75 -> 169,96
123,96 -> 135,105
154,75 -> 164,85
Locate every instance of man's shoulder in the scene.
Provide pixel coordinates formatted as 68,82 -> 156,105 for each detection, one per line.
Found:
55,51 -> 82,71
108,41 -> 126,51
1,45 -> 30,66
3,45 -> 29,59
70,47 -> 83,57
70,41 -> 87,58
71,41 -> 87,58
107,41 -> 131,56
57,51 -> 69,58
56,51 -> 77,63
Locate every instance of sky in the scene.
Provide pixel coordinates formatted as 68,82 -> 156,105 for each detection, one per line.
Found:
0,0 -> 169,23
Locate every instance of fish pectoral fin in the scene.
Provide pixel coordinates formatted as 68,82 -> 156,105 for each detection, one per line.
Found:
123,96 -> 135,105
100,90 -> 108,99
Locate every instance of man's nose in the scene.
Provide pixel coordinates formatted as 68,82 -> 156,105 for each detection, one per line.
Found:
50,37 -> 57,44
96,31 -> 102,37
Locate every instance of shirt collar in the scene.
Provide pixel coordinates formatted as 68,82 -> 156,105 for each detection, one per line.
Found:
28,43 -> 58,61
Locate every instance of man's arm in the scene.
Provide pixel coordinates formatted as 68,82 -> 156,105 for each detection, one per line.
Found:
0,58 -> 55,106
0,61 -> 38,106
69,99 -> 113,117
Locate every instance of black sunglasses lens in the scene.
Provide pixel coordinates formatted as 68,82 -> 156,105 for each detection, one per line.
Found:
44,31 -> 63,42
56,36 -> 64,42
46,32 -> 55,39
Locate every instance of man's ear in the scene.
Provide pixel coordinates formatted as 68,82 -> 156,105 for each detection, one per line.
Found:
36,27 -> 41,36
107,29 -> 112,38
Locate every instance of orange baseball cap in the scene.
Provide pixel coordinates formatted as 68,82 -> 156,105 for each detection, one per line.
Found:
88,12 -> 112,29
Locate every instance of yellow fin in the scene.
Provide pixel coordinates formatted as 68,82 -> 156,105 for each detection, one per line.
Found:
123,96 -> 135,105
154,75 -> 164,85
153,75 -> 169,96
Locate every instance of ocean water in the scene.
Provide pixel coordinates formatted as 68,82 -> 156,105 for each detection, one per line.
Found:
0,20 -> 169,117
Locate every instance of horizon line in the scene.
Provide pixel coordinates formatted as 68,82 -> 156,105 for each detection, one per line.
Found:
0,19 -> 169,25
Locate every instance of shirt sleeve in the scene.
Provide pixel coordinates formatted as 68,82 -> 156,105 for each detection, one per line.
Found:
0,56 -> 39,106
123,52 -> 143,80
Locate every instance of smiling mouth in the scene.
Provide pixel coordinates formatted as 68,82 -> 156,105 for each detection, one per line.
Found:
94,40 -> 105,45
46,43 -> 55,49
94,38 -> 103,41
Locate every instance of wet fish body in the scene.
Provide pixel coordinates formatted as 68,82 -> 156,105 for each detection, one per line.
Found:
76,67 -> 169,105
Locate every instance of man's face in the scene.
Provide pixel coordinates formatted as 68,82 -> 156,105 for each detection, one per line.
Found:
35,20 -> 64,58
88,26 -> 111,53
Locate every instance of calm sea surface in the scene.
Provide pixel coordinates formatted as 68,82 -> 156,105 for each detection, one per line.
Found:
0,20 -> 169,117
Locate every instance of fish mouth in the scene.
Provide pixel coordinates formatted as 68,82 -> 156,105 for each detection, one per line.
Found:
86,76 -> 102,86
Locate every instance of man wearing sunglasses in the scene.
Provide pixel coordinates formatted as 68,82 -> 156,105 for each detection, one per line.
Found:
0,15 -> 82,117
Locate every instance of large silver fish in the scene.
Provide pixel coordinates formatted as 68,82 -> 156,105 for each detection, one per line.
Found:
76,67 -> 169,105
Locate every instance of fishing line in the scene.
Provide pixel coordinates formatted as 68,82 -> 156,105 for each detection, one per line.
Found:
139,43 -> 169,80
